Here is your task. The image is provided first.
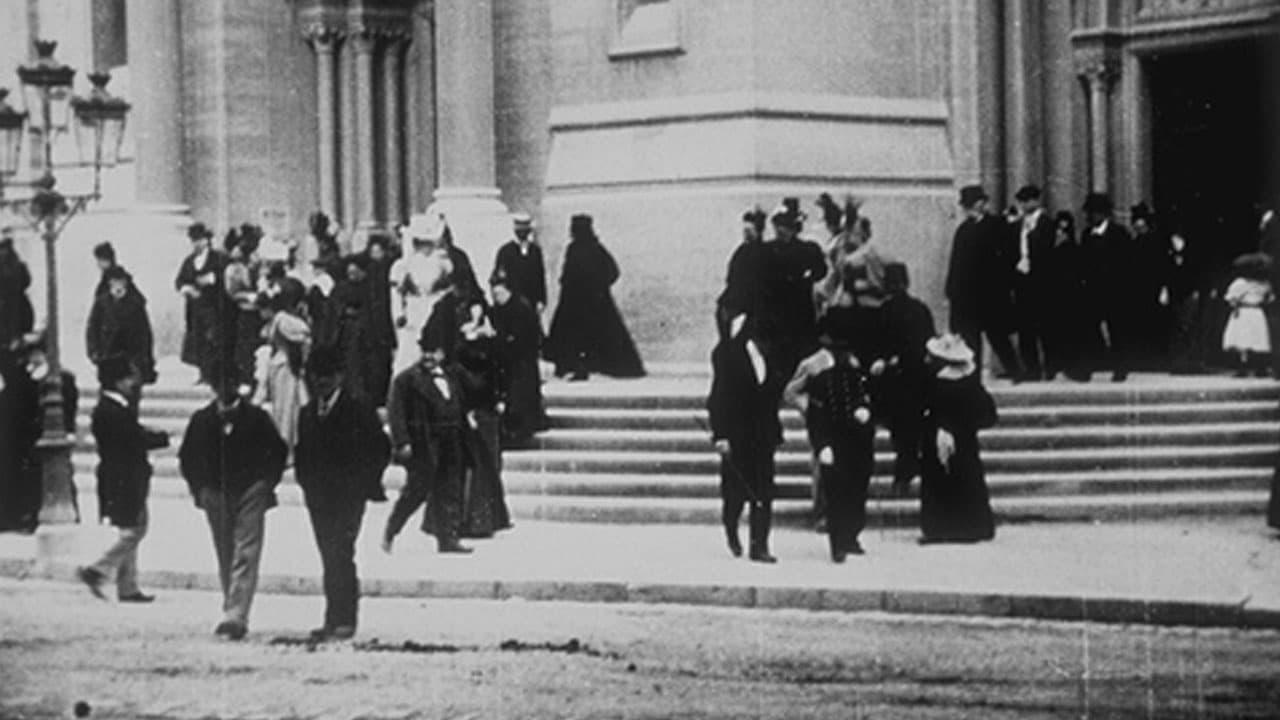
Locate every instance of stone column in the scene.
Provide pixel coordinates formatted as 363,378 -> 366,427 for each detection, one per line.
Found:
428,0 -> 509,287
977,0 -> 1005,203
125,0 -> 184,206
407,4 -> 436,216
307,27 -> 343,221
382,35 -> 408,226
340,38 -> 357,234
1002,0 -> 1043,192
352,30 -> 378,230
1082,61 -> 1118,191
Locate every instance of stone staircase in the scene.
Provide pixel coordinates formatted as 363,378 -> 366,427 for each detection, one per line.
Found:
72,368 -> 1280,527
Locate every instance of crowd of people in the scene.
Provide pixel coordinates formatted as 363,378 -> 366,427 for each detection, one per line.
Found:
707,187 -> 1280,565
0,208 -> 649,640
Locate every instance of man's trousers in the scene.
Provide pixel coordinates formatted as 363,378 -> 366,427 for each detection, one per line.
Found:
305,494 -> 366,630
819,427 -> 875,556
719,444 -> 776,554
87,506 -> 147,598
201,482 -> 270,626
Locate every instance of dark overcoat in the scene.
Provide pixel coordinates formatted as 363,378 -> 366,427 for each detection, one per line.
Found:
295,390 -> 390,504
86,291 -> 157,383
494,241 -> 548,309
92,395 -> 168,527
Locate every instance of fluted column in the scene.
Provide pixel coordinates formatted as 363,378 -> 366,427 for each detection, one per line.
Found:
434,0 -> 497,189
1002,0 -> 1043,190
1082,62 -> 1118,191
125,0 -> 184,205
977,0 -> 1005,203
307,27 -> 343,221
382,35 -> 408,226
352,30 -> 377,229
408,4 -> 437,214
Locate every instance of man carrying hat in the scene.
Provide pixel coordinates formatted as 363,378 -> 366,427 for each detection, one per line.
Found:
945,185 -> 1021,380
382,319 -> 473,555
493,213 -> 548,316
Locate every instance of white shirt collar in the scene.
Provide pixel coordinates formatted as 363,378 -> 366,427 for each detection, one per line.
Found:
103,390 -> 130,408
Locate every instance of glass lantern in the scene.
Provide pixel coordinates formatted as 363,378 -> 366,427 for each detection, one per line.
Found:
0,88 -> 27,180
71,72 -> 131,171
16,40 -> 76,169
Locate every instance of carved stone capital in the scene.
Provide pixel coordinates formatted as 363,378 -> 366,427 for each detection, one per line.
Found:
302,24 -> 345,52
1077,59 -> 1120,88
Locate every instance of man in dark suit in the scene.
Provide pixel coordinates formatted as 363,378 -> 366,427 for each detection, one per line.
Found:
77,357 -> 168,602
945,185 -> 1020,379
295,347 -> 389,641
382,321 -> 472,555
1009,184 -> 1055,380
761,199 -> 828,379
1083,192 -> 1140,382
707,314 -> 785,563
87,266 -> 158,386
880,263 -> 936,493
493,213 -> 548,316
179,372 -> 288,641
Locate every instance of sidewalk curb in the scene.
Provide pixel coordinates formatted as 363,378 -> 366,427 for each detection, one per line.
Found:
6,559 -> 1276,631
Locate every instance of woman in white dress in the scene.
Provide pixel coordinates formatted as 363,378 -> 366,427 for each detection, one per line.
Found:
390,214 -> 454,372
253,283 -> 311,459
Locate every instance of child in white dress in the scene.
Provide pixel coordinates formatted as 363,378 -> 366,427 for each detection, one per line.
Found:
1222,253 -> 1273,377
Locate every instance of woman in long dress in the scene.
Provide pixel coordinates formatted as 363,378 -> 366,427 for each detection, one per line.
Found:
253,283 -> 310,460
454,301 -> 513,537
545,214 -> 645,380
390,217 -> 453,373
918,334 -> 997,544
490,271 -> 546,447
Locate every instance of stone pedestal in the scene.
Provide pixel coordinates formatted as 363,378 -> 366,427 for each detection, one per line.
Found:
426,188 -> 511,290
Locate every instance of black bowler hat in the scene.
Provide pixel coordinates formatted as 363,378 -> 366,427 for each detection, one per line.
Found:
1014,184 -> 1042,202
187,222 -> 213,240
1083,192 -> 1114,214
958,185 -> 988,208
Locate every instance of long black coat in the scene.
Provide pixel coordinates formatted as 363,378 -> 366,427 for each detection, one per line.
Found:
295,390 -> 389,503
175,250 -> 229,370
919,373 -> 998,542
492,294 -> 544,442
0,354 -> 41,531
494,241 -> 548,309
707,336 -> 784,450
716,239 -> 769,327
760,238 -> 827,343
86,292 -> 157,383
880,293 -> 936,423
0,257 -> 34,350
946,215 -> 1015,332
387,363 -> 468,481
545,237 -> 644,377
92,395 -> 168,527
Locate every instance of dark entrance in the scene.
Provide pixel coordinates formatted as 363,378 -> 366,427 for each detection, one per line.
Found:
1147,38 -> 1278,369
1149,38 -> 1277,268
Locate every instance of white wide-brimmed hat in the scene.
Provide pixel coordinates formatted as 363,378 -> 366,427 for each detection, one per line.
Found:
400,213 -> 447,243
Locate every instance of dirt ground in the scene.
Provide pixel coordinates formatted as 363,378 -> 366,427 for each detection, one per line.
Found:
2,578 -> 1279,719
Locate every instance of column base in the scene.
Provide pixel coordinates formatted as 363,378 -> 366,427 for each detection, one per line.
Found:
426,187 -> 512,290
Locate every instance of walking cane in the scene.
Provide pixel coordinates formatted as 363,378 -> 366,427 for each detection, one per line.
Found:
692,414 -> 764,509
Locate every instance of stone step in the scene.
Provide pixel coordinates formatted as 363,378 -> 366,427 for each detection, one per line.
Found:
542,378 -> 1280,410
546,401 -> 1280,430
74,443 -> 1280,480
91,466 -> 1269,505
528,423 -> 1280,453
500,490 -> 1270,526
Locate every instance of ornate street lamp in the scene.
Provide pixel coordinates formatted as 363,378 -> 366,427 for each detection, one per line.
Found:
0,40 -> 131,526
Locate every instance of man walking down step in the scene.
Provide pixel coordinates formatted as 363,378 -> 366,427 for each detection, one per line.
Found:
179,372 -> 287,641
295,347 -> 389,641
78,357 -> 169,602
382,318 -> 473,555
708,314 -> 786,563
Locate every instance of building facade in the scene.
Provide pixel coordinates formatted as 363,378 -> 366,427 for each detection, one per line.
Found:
1,0 -> 1276,367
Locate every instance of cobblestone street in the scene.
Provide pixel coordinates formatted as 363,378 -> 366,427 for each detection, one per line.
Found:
2,578 -> 1279,719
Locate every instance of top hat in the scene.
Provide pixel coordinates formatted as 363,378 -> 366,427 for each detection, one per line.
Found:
1130,202 -> 1155,223
512,212 -> 534,230
958,185 -> 988,208
1083,192 -> 1114,214
1014,184 -> 1042,202
187,222 -> 213,240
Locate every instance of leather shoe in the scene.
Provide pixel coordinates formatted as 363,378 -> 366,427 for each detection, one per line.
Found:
214,620 -> 247,641
831,549 -> 847,564
118,592 -> 155,603
437,540 -> 473,554
846,539 -> 865,555
77,567 -> 106,600
748,549 -> 777,564
724,527 -> 743,558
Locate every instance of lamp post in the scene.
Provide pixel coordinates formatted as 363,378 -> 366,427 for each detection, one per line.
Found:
0,40 -> 130,526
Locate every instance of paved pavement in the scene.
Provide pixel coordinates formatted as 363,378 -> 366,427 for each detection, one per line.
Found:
3,489 -> 1280,629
